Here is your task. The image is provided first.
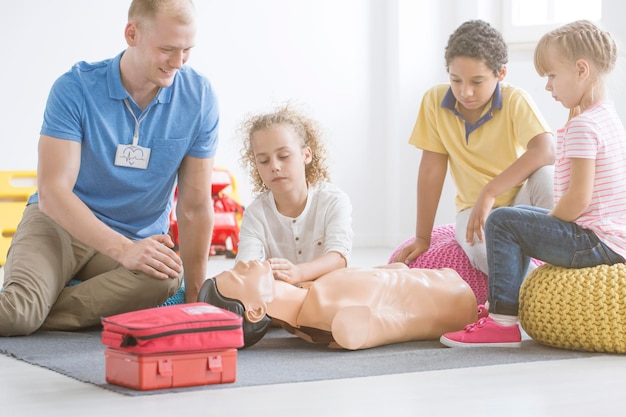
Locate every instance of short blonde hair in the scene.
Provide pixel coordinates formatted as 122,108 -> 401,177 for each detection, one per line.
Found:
128,0 -> 196,26
239,104 -> 330,195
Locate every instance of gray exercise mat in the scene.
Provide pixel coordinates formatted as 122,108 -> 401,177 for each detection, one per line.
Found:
0,327 -> 603,396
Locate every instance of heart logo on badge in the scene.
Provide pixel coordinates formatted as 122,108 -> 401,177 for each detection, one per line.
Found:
122,147 -> 145,165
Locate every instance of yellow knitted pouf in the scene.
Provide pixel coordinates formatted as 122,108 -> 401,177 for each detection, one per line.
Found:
519,263 -> 626,353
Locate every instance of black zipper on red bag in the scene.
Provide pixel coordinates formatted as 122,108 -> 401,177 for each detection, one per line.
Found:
120,324 -> 241,347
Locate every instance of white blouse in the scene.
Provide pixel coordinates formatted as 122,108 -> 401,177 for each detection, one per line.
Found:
235,182 -> 353,265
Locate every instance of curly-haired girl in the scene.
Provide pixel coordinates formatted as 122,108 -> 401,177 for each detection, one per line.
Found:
235,104 -> 353,285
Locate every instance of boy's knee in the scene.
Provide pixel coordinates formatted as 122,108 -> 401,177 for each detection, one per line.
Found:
527,166 -> 555,209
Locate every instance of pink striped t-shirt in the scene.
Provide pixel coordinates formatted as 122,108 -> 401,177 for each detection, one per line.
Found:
554,101 -> 626,258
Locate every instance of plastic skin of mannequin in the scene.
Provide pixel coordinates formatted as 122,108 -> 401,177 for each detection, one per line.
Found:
210,260 -> 478,350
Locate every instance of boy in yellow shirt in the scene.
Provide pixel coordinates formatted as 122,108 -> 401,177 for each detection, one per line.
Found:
394,20 -> 555,274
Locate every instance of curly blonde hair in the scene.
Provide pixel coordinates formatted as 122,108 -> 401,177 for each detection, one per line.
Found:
238,104 -> 330,194
534,20 -> 618,119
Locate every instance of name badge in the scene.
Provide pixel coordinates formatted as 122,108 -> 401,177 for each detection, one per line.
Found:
114,144 -> 151,169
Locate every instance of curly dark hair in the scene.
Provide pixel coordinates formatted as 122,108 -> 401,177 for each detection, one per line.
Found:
444,20 -> 508,75
238,103 -> 330,195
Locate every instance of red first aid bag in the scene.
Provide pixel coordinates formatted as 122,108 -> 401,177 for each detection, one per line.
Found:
101,302 -> 244,354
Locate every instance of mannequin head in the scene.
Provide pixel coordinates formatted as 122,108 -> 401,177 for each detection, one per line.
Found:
217,260 -> 275,322
198,260 -> 275,348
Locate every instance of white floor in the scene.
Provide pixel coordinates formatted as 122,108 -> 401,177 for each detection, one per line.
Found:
2,249 -> 626,417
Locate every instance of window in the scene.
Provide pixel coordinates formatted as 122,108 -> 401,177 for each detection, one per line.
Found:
502,0 -> 602,44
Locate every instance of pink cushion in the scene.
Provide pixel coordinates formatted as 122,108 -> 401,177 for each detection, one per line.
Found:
389,224 -> 488,304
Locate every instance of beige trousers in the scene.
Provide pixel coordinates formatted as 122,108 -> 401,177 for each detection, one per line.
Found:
0,204 -> 181,336
455,165 -> 555,274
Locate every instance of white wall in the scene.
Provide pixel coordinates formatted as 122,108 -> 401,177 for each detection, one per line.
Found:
1,0 -> 625,249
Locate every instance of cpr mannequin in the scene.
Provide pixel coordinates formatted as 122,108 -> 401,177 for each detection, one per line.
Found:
198,260 -> 478,350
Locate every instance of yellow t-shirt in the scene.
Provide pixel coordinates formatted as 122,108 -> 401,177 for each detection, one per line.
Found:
409,83 -> 552,212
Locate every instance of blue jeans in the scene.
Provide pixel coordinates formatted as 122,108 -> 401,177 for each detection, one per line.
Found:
485,205 -> 625,316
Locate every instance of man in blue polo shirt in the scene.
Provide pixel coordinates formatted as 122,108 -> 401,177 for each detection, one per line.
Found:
0,0 -> 218,335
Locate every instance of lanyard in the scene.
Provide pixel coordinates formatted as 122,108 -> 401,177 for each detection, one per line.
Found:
123,98 -> 153,146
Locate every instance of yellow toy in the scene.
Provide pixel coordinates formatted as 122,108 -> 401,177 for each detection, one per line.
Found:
0,171 -> 37,266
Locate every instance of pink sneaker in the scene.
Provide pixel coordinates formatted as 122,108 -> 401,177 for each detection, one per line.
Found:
477,304 -> 488,319
440,317 -> 522,348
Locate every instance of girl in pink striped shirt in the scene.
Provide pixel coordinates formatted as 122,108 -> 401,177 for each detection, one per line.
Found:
441,20 -> 626,348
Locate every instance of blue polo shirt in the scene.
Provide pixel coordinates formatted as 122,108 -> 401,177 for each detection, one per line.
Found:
31,51 -> 219,239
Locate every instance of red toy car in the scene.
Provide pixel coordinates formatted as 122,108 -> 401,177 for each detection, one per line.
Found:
169,167 -> 244,258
